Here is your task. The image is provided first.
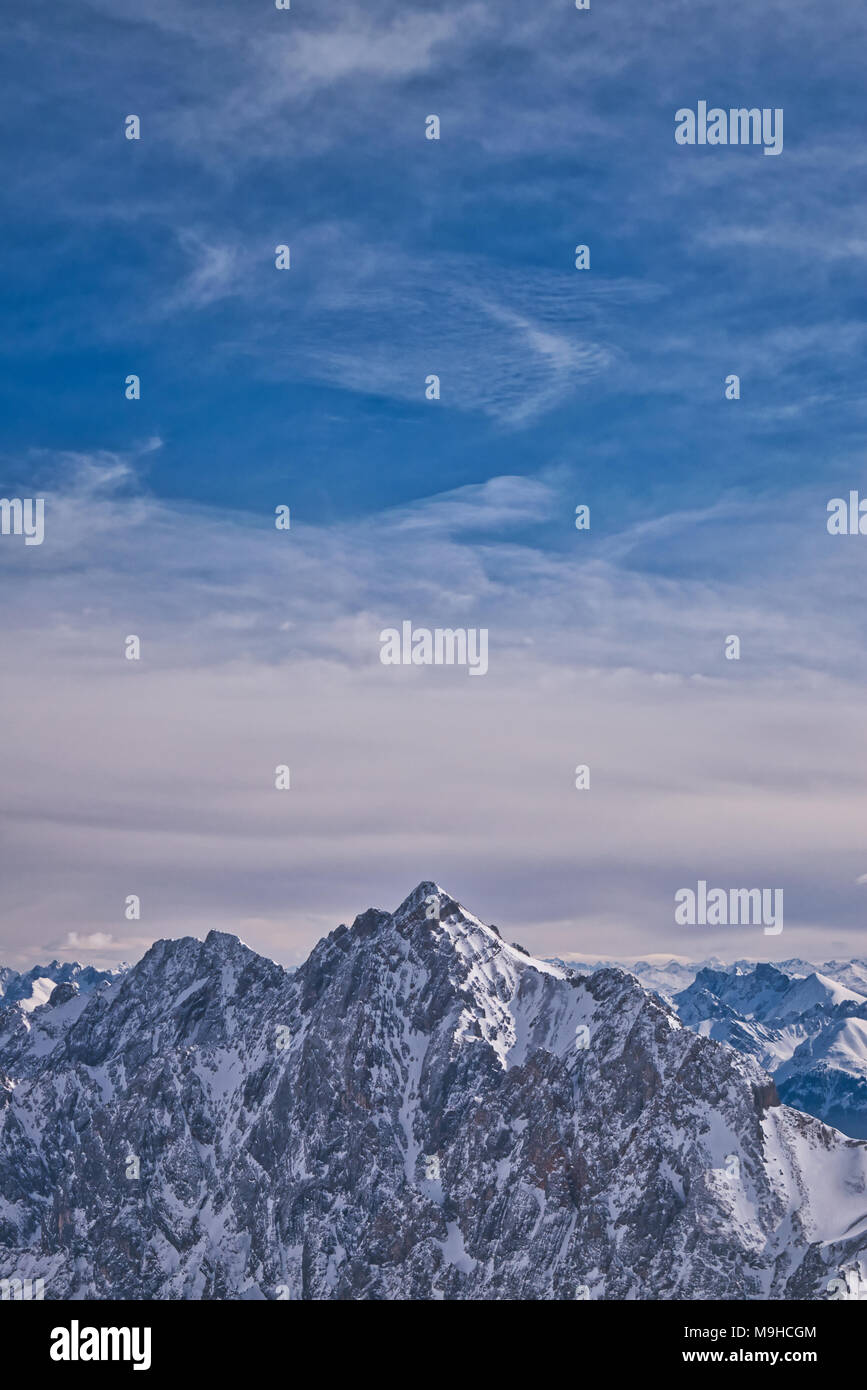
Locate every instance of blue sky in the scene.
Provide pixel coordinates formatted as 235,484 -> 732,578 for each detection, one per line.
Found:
1,0 -> 866,967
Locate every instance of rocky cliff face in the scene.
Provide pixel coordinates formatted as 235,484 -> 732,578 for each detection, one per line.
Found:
1,884 -> 865,1300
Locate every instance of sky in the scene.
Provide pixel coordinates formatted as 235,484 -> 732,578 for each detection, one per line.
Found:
1,0 -> 866,970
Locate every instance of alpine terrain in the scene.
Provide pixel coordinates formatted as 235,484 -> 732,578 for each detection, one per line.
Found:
0,884 -> 865,1300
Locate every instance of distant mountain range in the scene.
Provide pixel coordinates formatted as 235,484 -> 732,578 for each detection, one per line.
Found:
558,954 -> 867,1002
0,960 -> 124,1013
1,886 -> 865,1299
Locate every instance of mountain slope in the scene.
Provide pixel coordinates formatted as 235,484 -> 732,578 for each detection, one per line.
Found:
0,884 -> 865,1300
776,1018 -> 867,1141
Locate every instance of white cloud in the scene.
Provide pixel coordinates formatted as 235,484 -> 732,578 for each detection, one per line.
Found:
62,932 -> 115,950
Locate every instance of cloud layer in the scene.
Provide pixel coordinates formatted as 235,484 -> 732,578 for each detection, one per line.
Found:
1,455 -> 865,968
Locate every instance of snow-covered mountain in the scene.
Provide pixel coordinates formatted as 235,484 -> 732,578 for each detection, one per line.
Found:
776,1019 -> 867,1141
0,960 -> 125,1013
820,959 -> 867,997
1,885 -> 865,1299
673,963 -> 867,1139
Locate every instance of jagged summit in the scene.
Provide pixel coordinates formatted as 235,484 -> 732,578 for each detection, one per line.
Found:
395,880 -> 447,915
392,880 -> 506,941
324,881 -> 569,1031
325,882 -> 519,972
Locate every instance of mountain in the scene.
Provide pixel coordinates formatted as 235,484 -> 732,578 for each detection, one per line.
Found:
776,1019 -> 867,1140
0,960 -> 125,1013
820,960 -> 867,997
674,964 -> 867,1140
0,961 -> 128,1093
1,884 -> 866,1299
557,956 -> 867,1140
557,955 -> 867,1004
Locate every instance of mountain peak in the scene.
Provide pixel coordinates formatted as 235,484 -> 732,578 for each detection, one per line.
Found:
394,881 -> 448,916
392,881 -> 504,940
